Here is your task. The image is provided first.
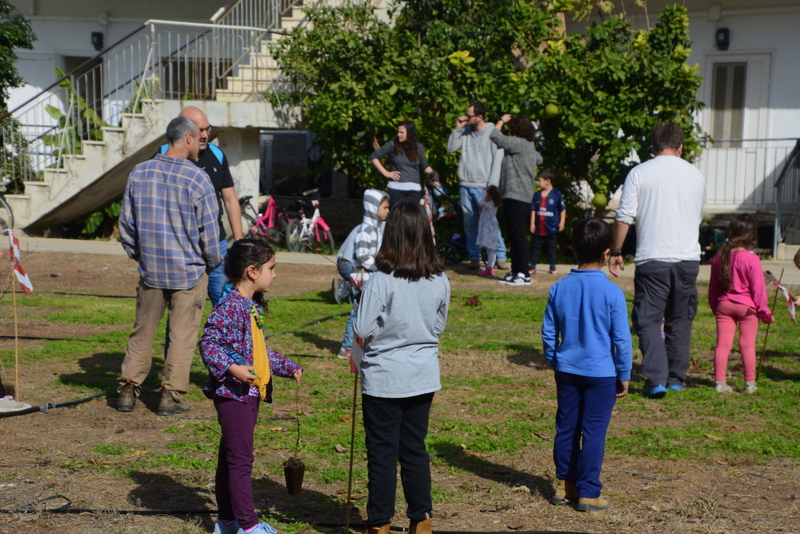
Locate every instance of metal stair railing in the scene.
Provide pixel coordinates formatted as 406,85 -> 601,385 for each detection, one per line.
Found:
773,139 -> 800,252
0,1 -> 295,190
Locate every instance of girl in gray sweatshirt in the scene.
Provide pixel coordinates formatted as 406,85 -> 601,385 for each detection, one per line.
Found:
354,199 -> 450,534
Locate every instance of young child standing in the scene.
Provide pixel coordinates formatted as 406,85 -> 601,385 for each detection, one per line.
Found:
708,214 -> 773,394
530,169 -> 565,275
542,218 -> 631,511
336,189 -> 390,360
354,199 -> 450,534
199,239 -> 303,534
476,185 -> 502,277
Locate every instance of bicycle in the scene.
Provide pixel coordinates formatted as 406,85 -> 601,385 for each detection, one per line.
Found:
239,177 -> 294,247
285,188 -> 336,255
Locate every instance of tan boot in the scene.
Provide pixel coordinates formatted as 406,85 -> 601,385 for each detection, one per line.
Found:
577,497 -> 610,511
156,386 -> 190,416
409,518 -> 432,534
365,525 -> 391,534
117,380 -> 136,412
549,478 -> 578,505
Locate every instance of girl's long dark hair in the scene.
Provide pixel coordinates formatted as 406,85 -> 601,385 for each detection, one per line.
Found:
375,199 -> 444,281
395,120 -> 419,162
717,213 -> 757,294
224,238 -> 275,308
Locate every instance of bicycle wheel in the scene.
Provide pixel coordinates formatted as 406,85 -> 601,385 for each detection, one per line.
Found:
0,195 -> 14,231
313,227 -> 336,255
436,243 -> 461,266
285,220 -> 303,252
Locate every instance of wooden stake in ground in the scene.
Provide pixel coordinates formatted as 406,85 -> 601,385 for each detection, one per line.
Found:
757,268 -> 784,381
11,270 -> 19,400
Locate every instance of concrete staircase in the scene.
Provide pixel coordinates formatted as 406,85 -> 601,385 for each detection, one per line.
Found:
216,5 -> 304,103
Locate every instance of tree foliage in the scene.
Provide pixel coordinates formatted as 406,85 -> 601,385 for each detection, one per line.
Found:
0,0 -> 36,108
271,0 -> 702,198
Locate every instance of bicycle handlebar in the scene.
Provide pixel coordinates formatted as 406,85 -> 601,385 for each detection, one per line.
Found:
302,188 -> 319,197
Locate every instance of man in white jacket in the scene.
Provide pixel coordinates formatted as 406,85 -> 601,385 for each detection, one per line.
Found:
609,123 -> 707,399
447,102 -> 509,270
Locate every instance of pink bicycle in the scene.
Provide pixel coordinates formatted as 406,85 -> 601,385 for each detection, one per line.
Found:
239,193 -> 293,247
285,188 -> 336,254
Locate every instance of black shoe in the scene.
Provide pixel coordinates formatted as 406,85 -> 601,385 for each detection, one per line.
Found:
117,382 -> 136,412
157,389 -> 191,416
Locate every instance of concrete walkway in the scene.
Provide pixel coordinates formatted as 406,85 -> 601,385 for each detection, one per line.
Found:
17,237 -> 800,286
18,237 -> 337,267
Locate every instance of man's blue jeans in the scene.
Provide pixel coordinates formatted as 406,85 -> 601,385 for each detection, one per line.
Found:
207,238 -> 229,307
338,258 -> 356,352
460,185 -> 506,262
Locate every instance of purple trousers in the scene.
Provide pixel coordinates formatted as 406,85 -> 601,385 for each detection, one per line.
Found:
214,395 -> 260,529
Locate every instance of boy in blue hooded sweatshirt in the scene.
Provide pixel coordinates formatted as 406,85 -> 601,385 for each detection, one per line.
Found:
542,217 -> 631,512
336,189 -> 390,359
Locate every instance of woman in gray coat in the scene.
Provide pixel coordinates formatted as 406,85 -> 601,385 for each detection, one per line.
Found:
490,114 -> 543,283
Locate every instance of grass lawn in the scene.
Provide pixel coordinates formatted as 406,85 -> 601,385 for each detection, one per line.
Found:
1,276 -> 799,534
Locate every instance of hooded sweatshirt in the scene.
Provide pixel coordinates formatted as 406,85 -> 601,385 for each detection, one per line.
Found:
446,123 -> 504,188
354,189 -> 389,274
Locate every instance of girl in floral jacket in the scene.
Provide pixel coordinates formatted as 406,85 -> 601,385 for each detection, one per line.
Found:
199,239 -> 302,534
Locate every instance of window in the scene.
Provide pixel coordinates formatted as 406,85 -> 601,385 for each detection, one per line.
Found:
710,62 -> 747,148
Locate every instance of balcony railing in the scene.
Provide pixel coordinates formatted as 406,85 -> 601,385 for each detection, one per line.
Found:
696,138 -> 799,212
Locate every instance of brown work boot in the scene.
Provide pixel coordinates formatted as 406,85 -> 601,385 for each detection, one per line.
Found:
365,525 -> 391,534
156,387 -> 190,416
549,478 -> 578,505
577,497 -> 610,511
117,380 -> 136,412
409,518 -> 432,534
467,259 -> 481,270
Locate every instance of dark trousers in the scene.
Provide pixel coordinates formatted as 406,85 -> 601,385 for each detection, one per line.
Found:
214,396 -> 260,529
632,261 -> 699,389
530,233 -> 558,270
553,372 -> 617,498
362,393 -> 434,527
388,189 -> 422,208
503,199 -> 531,275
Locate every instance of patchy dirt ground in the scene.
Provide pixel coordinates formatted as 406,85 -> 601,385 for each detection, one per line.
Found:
0,253 -> 798,534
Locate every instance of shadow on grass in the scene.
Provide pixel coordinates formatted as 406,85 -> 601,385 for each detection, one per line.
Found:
505,345 -> 549,370
428,440 -> 551,498
293,330 -> 341,355
126,469 -> 364,527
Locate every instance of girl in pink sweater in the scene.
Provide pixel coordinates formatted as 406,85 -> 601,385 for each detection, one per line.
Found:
708,214 -> 773,394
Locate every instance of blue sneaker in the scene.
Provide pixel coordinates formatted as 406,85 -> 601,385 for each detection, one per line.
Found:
239,523 -> 279,534
644,385 -> 667,399
666,385 -> 683,392
214,519 -> 239,534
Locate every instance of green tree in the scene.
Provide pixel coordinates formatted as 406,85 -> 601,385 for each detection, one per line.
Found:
0,0 -> 36,108
272,0 -> 702,205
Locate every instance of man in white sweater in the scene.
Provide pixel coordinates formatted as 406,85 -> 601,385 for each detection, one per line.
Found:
447,102 -> 508,270
609,123 -> 707,399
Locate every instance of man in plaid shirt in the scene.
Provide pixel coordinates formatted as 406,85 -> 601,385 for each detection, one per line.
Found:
117,116 -> 222,416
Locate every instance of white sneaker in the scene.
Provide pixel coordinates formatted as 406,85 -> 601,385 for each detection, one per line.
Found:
745,381 -> 758,394
715,381 -> 733,393
0,395 -> 32,412
498,273 -> 531,286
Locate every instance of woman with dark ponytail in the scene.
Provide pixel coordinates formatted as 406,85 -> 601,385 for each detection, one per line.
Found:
708,214 -> 773,394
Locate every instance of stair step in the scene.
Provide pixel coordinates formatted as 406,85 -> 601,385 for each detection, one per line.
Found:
23,180 -> 49,187
83,140 -> 106,147
102,126 -> 125,133
3,194 -> 29,200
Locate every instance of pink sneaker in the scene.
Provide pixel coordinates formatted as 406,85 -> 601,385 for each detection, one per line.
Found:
477,267 -> 495,277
